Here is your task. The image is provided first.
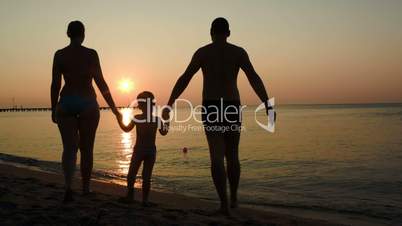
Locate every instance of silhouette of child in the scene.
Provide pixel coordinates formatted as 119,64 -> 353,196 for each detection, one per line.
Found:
117,91 -> 169,206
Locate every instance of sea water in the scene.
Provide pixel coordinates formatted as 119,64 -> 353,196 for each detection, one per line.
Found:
1,104 -> 401,222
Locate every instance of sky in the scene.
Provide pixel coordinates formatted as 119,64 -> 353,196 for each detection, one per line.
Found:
0,0 -> 401,107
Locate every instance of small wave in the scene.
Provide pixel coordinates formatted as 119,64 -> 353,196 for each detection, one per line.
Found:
242,199 -> 397,222
0,153 -> 62,173
1,152 -> 400,223
371,111 -> 402,117
0,153 -> 126,182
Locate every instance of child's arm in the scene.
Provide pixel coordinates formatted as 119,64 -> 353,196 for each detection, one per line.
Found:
118,117 -> 135,133
158,117 -> 169,136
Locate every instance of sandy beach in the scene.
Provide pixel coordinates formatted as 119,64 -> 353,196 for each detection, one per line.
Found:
0,163 -> 347,226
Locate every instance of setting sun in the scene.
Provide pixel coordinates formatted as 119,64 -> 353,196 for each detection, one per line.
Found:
118,78 -> 134,93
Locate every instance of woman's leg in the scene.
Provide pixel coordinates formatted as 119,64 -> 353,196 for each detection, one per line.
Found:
78,105 -> 100,193
57,113 -> 79,198
141,153 -> 156,204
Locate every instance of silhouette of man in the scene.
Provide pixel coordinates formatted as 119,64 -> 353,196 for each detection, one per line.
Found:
164,17 -> 274,215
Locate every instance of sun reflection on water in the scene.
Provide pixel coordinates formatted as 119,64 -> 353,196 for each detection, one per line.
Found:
117,108 -> 134,175
121,108 -> 134,126
117,132 -> 132,174
116,108 -> 143,188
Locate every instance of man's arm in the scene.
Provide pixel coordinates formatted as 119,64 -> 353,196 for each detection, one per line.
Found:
92,50 -> 120,116
239,48 -> 272,112
51,51 -> 62,123
166,49 -> 202,107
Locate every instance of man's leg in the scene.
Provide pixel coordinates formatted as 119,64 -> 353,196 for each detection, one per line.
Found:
206,132 -> 229,214
224,131 -> 241,208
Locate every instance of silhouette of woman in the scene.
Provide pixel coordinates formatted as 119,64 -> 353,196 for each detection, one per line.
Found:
51,21 -> 121,203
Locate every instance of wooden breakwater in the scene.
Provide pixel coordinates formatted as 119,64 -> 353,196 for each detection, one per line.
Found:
0,107 -> 127,112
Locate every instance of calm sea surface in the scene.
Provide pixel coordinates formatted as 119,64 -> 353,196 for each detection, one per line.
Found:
1,104 -> 402,222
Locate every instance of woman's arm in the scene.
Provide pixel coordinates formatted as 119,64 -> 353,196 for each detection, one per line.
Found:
92,50 -> 119,116
51,51 -> 62,123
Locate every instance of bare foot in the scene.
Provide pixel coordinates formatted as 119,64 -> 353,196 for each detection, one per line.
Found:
208,208 -> 230,216
82,183 -> 91,195
217,206 -> 230,216
63,189 -> 74,204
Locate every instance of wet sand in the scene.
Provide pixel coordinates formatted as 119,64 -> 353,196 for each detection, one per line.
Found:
0,163 -> 344,226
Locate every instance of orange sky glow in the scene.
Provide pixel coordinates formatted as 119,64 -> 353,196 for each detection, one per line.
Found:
0,1 -> 401,107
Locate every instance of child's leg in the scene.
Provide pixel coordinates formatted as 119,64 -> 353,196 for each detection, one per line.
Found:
126,153 -> 143,200
141,154 -> 156,204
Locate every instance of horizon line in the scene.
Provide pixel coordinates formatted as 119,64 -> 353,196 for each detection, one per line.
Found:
1,101 -> 402,110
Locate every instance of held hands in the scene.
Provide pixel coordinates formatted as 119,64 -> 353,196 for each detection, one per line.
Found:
162,107 -> 171,121
113,108 -> 134,133
160,107 -> 171,136
159,121 -> 170,136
